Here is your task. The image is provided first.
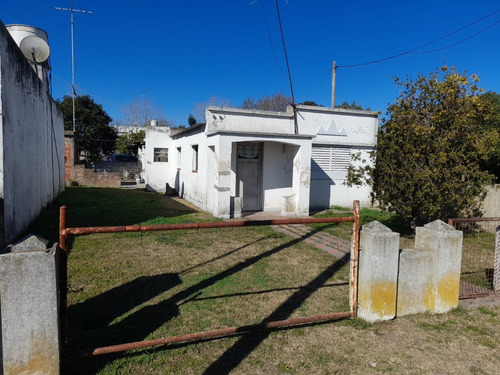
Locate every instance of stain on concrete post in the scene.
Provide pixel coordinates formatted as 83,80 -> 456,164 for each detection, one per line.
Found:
0,235 -> 60,374
357,221 -> 400,322
415,220 -> 463,313
397,248 -> 434,316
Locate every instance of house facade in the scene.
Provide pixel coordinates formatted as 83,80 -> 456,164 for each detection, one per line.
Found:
145,104 -> 378,218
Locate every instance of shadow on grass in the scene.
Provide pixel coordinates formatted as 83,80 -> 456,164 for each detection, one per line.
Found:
64,227 -> 349,374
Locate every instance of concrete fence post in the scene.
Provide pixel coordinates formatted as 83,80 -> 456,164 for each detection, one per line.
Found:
357,221 -> 400,322
397,248 -> 434,316
493,225 -> 500,292
0,235 -> 60,375
415,220 -> 463,313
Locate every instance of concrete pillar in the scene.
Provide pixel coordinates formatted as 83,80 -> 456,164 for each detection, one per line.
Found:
0,236 -> 60,374
415,220 -> 463,313
292,143 -> 311,217
397,248 -> 434,316
493,226 -> 500,292
357,221 -> 400,322
215,137 -> 232,219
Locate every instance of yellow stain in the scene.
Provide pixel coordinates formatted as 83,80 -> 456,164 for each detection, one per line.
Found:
366,281 -> 397,316
423,280 -> 436,311
437,272 -> 460,308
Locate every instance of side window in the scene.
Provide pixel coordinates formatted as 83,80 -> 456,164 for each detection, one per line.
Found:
192,145 -> 198,172
177,147 -> 182,169
154,148 -> 168,162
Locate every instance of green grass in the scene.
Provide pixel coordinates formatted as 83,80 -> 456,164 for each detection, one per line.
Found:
22,188 -> 500,374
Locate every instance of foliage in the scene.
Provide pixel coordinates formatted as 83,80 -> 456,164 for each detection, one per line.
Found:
241,92 -> 292,112
188,114 -> 197,127
338,101 -> 371,111
479,91 -> 500,181
347,66 -> 499,225
115,130 -> 146,155
299,100 -> 322,106
57,95 -> 117,159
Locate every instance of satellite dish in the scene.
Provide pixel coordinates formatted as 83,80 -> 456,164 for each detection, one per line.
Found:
19,35 -> 50,63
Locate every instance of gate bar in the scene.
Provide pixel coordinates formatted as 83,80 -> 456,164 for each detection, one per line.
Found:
69,311 -> 353,358
61,216 -> 355,239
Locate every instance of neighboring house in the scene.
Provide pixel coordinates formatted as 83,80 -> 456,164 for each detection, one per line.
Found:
0,21 -> 65,247
145,104 -> 377,218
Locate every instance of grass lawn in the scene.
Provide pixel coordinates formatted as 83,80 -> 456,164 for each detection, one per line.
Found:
25,188 -> 500,374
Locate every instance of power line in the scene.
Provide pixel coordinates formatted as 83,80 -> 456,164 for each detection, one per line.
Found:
275,0 -> 295,104
337,9 -> 500,69
259,0 -> 286,76
413,18 -> 500,54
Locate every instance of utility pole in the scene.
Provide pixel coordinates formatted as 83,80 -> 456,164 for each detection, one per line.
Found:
55,1 -> 92,132
331,61 -> 336,108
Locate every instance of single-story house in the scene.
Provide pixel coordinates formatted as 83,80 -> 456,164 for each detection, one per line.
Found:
144,104 -> 378,218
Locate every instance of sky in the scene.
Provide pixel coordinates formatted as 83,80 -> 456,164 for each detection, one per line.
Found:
1,1 -> 499,126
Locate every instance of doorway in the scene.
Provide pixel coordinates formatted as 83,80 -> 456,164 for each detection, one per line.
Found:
236,143 -> 263,211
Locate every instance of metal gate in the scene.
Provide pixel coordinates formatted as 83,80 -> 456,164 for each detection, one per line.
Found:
58,201 -> 360,358
448,217 -> 500,299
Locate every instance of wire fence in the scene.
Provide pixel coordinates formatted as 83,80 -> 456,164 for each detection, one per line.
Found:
448,218 -> 500,299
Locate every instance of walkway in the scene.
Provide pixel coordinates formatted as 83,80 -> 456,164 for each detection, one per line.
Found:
272,224 -> 351,259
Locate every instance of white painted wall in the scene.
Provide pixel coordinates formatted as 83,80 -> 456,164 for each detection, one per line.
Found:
145,104 -> 377,217
0,22 -> 65,246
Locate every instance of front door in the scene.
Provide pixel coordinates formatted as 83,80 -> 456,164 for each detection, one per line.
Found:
236,143 -> 262,211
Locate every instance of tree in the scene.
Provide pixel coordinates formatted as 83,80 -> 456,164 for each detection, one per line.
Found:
57,95 -> 117,159
299,100 -> 322,106
115,130 -> 146,155
120,96 -> 171,127
192,95 -> 231,123
188,114 -> 197,127
338,101 -> 371,111
347,66 -> 499,225
242,92 -> 292,112
479,91 -> 500,181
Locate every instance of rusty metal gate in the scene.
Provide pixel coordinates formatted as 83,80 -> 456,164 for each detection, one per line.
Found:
58,201 -> 360,358
448,217 -> 500,299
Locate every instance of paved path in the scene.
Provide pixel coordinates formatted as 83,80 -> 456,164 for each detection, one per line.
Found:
272,224 -> 351,259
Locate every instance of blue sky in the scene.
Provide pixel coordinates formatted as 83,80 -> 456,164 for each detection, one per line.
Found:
1,1 -> 499,125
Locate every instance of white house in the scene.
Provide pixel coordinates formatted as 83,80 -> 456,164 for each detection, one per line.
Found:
144,104 -> 378,218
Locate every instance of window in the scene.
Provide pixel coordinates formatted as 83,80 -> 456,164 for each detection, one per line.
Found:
238,144 -> 260,159
192,145 -> 198,172
311,145 -> 351,180
154,148 -> 168,162
177,147 -> 182,169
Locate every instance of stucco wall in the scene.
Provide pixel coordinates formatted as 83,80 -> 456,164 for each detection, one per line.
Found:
0,21 -> 65,246
482,185 -> 500,217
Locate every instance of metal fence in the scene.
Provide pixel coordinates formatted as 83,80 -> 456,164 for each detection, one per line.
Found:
448,218 -> 500,299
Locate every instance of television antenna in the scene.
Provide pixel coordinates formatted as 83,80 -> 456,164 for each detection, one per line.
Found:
55,1 -> 92,132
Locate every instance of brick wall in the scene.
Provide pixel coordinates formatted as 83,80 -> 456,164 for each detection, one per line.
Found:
72,165 -> 121,188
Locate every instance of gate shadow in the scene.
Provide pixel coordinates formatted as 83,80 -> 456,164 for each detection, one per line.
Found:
65,226 -> 348,374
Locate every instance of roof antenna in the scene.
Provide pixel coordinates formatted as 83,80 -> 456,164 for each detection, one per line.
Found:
55,1 -> 92,132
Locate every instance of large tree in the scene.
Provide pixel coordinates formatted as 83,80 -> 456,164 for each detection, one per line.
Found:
242,92 -> 292,112
115,130 -> 146,155
347,66 -> 499,225
479,91 -> 500,181
57,95 -> 117,160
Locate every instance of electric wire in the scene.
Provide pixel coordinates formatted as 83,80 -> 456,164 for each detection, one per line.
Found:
275,0 -> 295,104
337,9 -> 500,68
260,0 -> 286,76
412,18 -> 500,54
